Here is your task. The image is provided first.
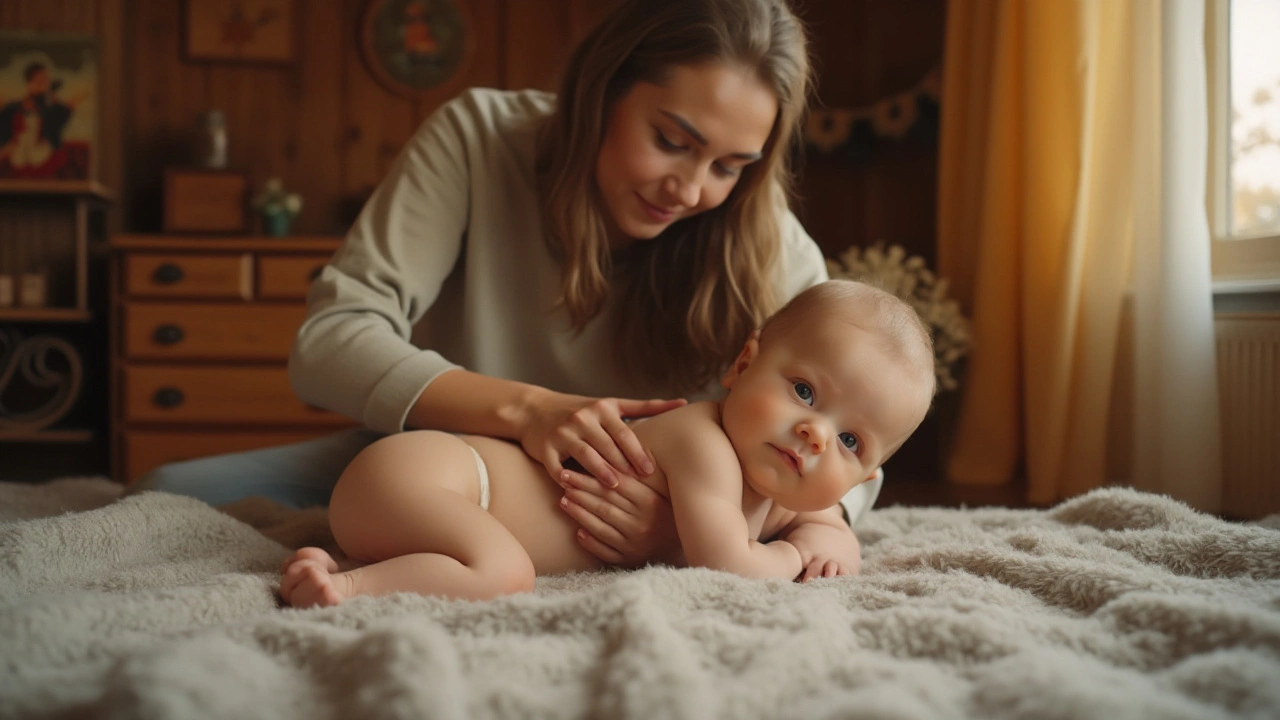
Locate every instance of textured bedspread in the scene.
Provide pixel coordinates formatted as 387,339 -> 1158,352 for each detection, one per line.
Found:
1,478 -> 1278,719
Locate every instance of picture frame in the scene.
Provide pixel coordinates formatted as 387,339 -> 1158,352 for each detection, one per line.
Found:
0,31 -> 98,182
183,0 -> 297,65
360,0 -> 475,100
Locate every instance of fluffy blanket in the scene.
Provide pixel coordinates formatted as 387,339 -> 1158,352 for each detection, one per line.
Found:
1,478 -> 1278,720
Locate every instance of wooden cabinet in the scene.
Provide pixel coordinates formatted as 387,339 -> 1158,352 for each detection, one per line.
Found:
1,181 -> 113,480
109,235 -> 353,484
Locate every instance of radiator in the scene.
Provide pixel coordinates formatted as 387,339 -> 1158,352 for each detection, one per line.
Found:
1215,314 -> 1280,519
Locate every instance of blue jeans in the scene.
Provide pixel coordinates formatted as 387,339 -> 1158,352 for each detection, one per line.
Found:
131,427 -> 885,524
130,428 -> 386,508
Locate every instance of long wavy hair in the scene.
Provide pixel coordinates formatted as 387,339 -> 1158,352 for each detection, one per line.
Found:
535,0 -> 812,394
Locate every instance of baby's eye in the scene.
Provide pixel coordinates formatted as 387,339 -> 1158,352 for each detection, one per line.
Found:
793,382 -> 814,405
838,433 -> 860,453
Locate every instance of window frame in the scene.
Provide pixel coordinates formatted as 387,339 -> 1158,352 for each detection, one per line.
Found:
1205,0 -> 1280,291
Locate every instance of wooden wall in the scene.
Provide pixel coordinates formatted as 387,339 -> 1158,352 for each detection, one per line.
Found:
795,0 -> 945,266
0,0 -> 125,228
4,0 -> 944,255
4,0 -> 947,484
124,0 -> 622,234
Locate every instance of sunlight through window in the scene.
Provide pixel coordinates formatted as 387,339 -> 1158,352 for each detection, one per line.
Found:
1229,0 -> 1280,238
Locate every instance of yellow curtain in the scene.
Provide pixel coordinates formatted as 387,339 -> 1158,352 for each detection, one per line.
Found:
937,0 -> 1141,504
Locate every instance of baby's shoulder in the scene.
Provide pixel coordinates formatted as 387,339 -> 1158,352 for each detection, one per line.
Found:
635,400 -> 722,435
639,401 -> 736,468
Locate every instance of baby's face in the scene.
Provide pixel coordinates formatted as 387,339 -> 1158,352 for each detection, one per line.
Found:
720,311 -> 927,512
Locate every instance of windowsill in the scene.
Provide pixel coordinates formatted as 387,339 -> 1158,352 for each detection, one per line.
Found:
1211,278 -> 1280,313
1212,277 -> 1280,294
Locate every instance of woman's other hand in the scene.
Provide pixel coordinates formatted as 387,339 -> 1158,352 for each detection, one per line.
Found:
519,392 -> 685,488
556,469 -> 681,567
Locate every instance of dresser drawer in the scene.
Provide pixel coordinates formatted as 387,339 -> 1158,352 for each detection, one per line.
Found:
122,430 -> 332,484
122,365 -> 350,425
258,254 -> 330,300
122,302 -> 306,360
124,253 -> 252,299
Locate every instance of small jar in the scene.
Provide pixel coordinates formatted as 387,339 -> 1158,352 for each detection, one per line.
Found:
194,110 -> 228,169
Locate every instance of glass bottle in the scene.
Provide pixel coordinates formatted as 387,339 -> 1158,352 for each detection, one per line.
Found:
194,110 -> 228,169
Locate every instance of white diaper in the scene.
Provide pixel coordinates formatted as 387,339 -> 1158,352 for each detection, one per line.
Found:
467,445 -> 491,510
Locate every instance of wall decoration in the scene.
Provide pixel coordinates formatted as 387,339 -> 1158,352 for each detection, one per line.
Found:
804,67 -> 941,163
361,0 -> 474,99
826,241 -> 970,391
0,32 -> 97,181
184,0 -> 296,65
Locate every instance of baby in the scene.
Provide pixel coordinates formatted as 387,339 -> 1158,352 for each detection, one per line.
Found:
281,280 -> 936,607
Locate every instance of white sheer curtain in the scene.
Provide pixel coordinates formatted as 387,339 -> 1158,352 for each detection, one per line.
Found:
1129,0 -> 1223,512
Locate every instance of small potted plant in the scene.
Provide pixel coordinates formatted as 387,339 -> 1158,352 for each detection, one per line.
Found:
252,177 -> 303,237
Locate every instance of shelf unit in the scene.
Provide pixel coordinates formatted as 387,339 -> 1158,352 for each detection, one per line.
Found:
0,181 -> 112,457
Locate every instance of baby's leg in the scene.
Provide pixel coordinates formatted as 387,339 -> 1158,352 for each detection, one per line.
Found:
280,431 -> 535,607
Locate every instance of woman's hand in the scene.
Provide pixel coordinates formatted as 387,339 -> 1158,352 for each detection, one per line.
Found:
518,392 -> 685,488
555,469 -> 681,567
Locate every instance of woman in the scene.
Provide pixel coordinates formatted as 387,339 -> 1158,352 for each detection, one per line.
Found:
137,0 -> 882,567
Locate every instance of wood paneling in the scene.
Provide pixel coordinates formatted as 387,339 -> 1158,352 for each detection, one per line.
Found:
122,0 -> 511,234
8,0 -> 947,485
0,0 -> 126,231
4,0 -> 942,244
793,0 -> 945,264
7,0 -> 942,255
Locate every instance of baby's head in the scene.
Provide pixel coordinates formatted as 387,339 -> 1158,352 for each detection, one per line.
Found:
720,279 -> 935,512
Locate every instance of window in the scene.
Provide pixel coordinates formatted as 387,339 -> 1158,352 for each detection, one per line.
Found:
1207,0 -> 1280,288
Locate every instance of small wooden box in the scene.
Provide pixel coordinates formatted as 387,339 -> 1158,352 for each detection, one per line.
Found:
163,168 -> 248,233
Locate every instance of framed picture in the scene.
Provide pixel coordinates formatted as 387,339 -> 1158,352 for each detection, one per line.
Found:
184,0 -> 296,65
361,0 -> 474,100
0,32 -> 98,182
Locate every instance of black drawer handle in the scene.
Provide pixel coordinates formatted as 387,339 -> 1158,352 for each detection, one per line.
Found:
153,387 -> 185,408
153,263 -> 185,285
153,324 -> 185,345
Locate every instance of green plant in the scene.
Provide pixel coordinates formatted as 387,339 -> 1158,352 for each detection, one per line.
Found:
252,177 -> 303,218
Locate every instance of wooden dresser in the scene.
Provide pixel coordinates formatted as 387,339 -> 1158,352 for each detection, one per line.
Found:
109,235 -> 353,484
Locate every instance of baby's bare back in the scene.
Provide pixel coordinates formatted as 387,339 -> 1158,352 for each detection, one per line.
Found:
463,406 -> 695,575
467,401 -> 791,575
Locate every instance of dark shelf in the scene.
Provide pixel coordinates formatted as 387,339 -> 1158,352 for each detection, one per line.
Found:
0,308 -> 93,323
0,428 -> 94,443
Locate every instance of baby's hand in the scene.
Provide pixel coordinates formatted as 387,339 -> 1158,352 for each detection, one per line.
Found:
785,525 -> 860,582
799,556 -> 853,582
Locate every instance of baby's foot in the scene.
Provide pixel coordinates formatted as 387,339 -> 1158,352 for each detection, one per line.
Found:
280,547 -> 351,608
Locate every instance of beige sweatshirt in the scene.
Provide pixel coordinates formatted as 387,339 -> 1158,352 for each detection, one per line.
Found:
288,87 -> 883,526
289,88 -> 829,433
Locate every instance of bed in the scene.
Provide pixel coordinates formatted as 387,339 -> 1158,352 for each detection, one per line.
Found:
2,477 -> 1277,719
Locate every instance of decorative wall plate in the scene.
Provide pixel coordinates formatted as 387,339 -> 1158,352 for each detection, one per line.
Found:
360,0 -> 474,100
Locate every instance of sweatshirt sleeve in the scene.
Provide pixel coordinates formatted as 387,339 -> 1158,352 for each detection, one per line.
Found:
289,97 -> 475,433
777,206 -> 829,301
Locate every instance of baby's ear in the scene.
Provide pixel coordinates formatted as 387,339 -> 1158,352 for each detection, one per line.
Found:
721,330 -> 761,389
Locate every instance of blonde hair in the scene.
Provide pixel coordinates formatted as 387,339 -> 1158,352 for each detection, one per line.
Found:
536,0 -> 812,394
761,280 -> 938,403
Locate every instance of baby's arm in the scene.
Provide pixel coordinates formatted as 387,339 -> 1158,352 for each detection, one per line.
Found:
657,422 -> 803,580
775,507 -> 862,580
